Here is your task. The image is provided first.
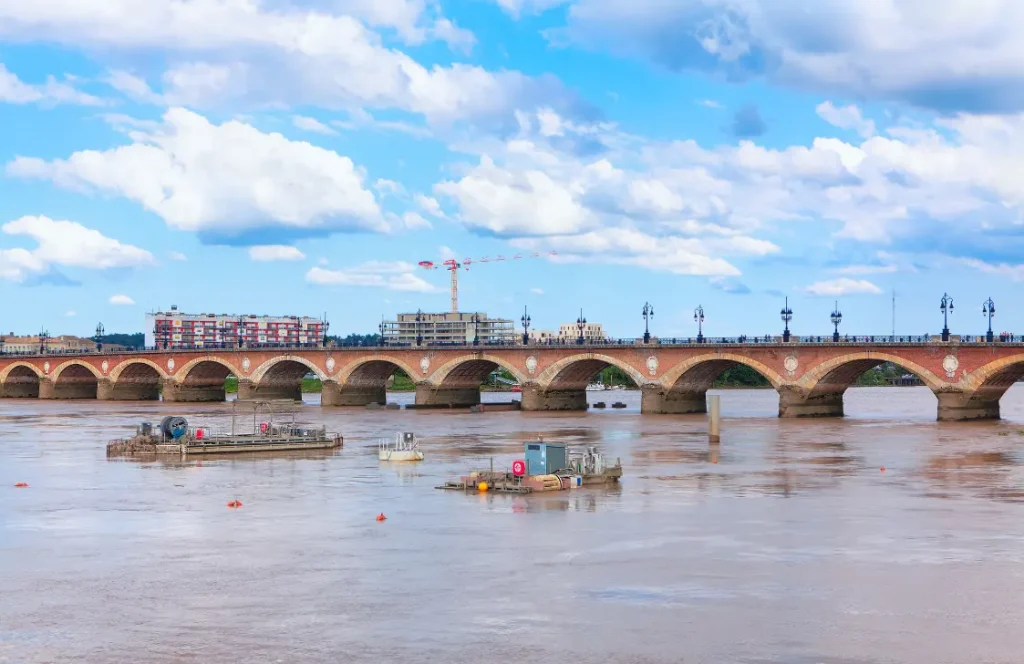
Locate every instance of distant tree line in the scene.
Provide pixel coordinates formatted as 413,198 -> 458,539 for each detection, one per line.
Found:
101,332 -> 145,348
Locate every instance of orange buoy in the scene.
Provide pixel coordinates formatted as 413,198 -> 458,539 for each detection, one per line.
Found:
880,466 -> 886,472
227,500 -> 243,508
14,482 -> 28,488
376,513 -> 387,522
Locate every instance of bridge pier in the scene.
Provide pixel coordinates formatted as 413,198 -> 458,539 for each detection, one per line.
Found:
38,378 -> 55,399
640,385 -> 707,414
108,381 -> 161,401
777,386 -> 844,418
521,384 -> 587,411
97,378 -> 114,400
936,391 -> 1000,421
415,384 -> 480,408
321,381 -> 386,407
235,379 -> 301,402
161,379 -> 225,403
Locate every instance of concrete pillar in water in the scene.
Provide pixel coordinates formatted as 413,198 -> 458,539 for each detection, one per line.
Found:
38,377 -> 55,400
708,394 -> 721,443
321,380 -> 386,407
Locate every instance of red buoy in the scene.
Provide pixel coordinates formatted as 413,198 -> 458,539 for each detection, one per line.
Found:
14,482 -> 28,488
227,500 -> 243,508
880,466 -> 886,472
376,513 -> 387,522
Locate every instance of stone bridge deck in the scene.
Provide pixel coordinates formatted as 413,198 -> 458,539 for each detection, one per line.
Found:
2,342 -> 1024,420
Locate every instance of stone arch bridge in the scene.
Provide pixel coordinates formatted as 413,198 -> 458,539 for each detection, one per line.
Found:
1,343 -> 1023,420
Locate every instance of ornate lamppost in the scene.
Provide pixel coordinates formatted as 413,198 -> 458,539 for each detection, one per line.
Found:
521,306 -> 531,345
472,313 -> 481,346
940,293 -> 954,342
415,309 -> 424,347
95,322 -> 105,352
694,305 -> 705,344
39,329 -> 50,355
237,317 -> 245,349
642,302 -> 654,344
983,297 -> 995,343
830,302 -> 842,343
576,309 -> 587,345
379,316 -> 387,346
780,297 -> 793,343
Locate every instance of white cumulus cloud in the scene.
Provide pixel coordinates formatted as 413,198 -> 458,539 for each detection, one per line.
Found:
7,108 -> 386,241
109,294 -> 135,305
306,261 -> 437,292
0,63 -> 103,106
248,245 -> 306,262
805,278 -> 883,297
0,215 -> 154,282
816,101 -> 876,138
292,115 -> 337,136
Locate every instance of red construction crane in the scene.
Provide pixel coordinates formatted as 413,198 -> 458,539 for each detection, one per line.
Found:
418,251 -> 557,313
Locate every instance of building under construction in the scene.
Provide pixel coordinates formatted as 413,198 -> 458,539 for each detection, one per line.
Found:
381,312 -> 515,346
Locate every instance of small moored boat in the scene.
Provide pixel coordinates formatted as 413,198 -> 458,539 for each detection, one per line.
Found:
379,432 -> 424,462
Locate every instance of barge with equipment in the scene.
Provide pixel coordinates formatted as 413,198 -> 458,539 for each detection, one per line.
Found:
107,400 -> 343,457
437,440 -> 622,494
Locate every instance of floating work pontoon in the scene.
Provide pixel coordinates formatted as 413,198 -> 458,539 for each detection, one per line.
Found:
437,440 -> 622,494
107,400 -> 343,457
379,432 -> 424,462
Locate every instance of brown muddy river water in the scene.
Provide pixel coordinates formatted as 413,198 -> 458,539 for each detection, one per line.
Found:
3,387 -> 1024,663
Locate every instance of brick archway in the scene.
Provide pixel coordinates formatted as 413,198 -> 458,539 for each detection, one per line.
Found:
49,360 -> 102,400
0,362 -> 43,398
535,353 -> 646,389
250,355 -> 326,383
0,361 -> 43,382
796,351 -> 946,393
109,358 -> 168,382
660,353 -> 785,390
427,353 -> 527,387
51,359 -> 102,380
173,356 -> 241,384
335,355 -> 419,384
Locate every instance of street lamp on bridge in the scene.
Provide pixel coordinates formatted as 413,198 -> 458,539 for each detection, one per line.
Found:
472,313 -> 481,346
780,297 -> 793,342
521,306 -> 531,345
983,297 -> 995,343
694,305 -> 705,344
642,302 -> 654,344
95,322 -> 105,352
940,293 -> 954,342
576,309 -> 587,345
830,302 -> 842,343
379,316 -> 387,347
415,309 -> 424,347
39,329 -> 49,355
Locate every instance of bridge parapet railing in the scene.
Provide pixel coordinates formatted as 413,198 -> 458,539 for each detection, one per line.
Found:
6,335 -> 1024,359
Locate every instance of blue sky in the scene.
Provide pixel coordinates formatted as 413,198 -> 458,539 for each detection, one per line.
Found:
2,0 -> 1024,340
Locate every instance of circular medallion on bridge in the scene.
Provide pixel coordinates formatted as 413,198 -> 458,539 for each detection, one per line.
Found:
166,358 -> 175,372
43,361 -> 50,374
784,355 -> 799,376
101,360 -> 109,374
942,354 -> 959,379
526,356 -> 538,375
420,356 -> 430,375
646,356 -> 659,376
241,357 -> 251,373
326,357 -> 336,373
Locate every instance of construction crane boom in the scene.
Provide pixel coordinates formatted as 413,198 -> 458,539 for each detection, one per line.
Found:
417,252 -> 556,313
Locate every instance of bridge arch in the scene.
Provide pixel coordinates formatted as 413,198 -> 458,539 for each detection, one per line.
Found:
169,356 -> 239,402
954,355 -> 1024,419
109,358 -> 167,382
781,352 -> 944,418
0,362 -> 42,398
246,356 -> 327,401
109,359 -> 166,401
797,352 -> 946,394
50,360 -> 102,399
427,354 -> 527,388
660,353 -> 785,391
335,355 -> 419,385
250,355 -> 326,383
536,353 -> 645,390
